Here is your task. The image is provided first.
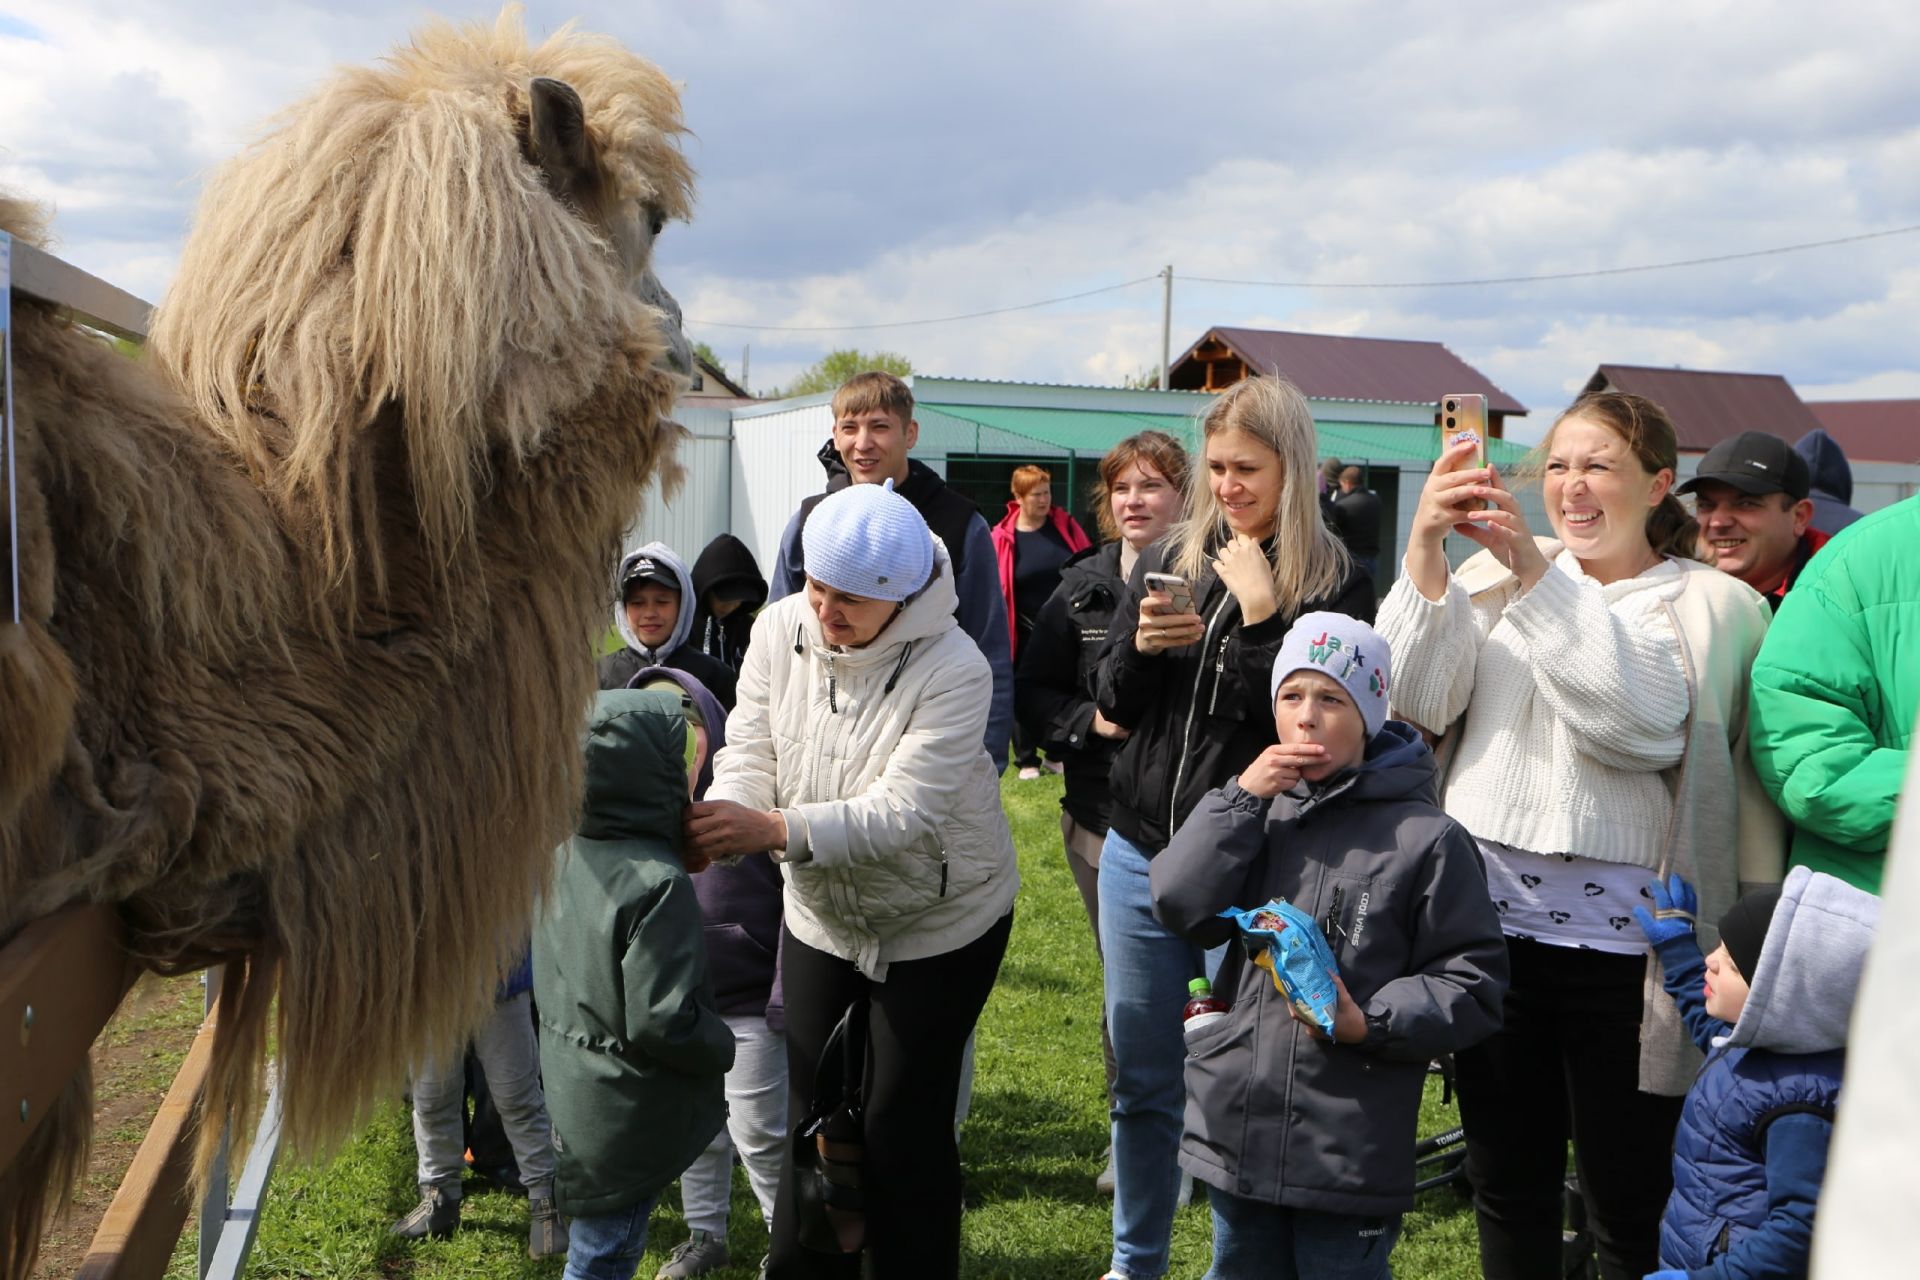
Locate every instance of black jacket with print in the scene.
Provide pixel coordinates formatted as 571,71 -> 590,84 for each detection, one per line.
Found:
1149,722 -> 1508,1214
1094,537 -> 1375,852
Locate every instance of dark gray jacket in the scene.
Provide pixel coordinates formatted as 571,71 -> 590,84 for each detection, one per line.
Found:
1150,722 -> 1507,1214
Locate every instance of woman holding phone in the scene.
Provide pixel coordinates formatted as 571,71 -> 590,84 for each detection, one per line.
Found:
1376,391 -> 1781,1280
1093,376 -> 1373,1280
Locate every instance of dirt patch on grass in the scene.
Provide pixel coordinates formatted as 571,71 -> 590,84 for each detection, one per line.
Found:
30,973 -> 204,1279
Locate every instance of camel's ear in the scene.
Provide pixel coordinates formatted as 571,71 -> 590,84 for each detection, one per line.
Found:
529,77 -> 593,198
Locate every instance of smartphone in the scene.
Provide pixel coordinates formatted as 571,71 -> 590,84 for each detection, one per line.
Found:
1439,393 -> 1489,472
1142,571 -> 1195,616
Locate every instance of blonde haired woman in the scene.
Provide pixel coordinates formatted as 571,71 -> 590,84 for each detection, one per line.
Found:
1093,376 -> 1372,1280
1377,390 -> 1782,1280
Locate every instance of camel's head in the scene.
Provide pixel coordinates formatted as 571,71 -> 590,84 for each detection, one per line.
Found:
523,74 -> 692,379
147,8 -> 697,592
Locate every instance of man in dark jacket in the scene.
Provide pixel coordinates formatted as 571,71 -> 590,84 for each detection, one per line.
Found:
1793,428 -> 1864,535
1150,613 -> 1506,1279
766,371 -> 1011,771
1678,431 -> 1829,613
599,541 -> 738,709
533,689 -> 736,1275
1333,465 -> 1384,584
687,533 -> 768,675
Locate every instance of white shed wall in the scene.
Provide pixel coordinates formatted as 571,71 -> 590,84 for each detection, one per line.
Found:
730,400 -> 836,577
619,404 -> 733,561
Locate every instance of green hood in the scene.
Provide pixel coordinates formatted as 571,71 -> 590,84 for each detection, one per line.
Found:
579,688 -> 687,843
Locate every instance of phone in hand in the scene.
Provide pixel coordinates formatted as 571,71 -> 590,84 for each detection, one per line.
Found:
1439,394 -> 1489,472
1142,571 -> 1196,617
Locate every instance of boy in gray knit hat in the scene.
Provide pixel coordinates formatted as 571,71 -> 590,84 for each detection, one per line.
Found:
1150,612 -> 1508,1279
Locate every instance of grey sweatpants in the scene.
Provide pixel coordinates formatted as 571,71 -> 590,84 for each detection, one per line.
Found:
410,991 -> 556,1195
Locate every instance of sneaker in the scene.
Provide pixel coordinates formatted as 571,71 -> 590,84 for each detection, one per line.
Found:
756,1255 -> 769,1280
389,1186 -> 460,1241
1017,766 -> 1042,781
1175,1171 -> 1194,1208
528,1189 -> 568,1259
1095,1145 -> 1117,1196
655,1230 -> 730,1279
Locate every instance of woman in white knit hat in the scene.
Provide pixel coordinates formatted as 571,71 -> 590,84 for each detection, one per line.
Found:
1375,391 -> 1783,1280
687,479 -> 1019,1280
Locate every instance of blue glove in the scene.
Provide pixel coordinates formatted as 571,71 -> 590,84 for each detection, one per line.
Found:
1644,1271 -> 1687,1280
1633,874 -> 1698,948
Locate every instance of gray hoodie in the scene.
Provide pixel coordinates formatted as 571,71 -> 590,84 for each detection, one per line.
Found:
1151,722 -> 1508,1214
613,541 -> 696,663
1725,865 -> 1879,1054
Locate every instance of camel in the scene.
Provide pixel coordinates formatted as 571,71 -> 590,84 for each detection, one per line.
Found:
0,9 -> 694,1272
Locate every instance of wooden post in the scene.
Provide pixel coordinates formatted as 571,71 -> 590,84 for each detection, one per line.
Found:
74,1004 -> 221,1280
0,905 -> 138,1173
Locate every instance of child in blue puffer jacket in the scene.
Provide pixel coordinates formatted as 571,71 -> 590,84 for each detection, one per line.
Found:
1635,865 -> 1879,1280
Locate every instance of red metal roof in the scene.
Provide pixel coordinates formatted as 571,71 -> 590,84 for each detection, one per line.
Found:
1172,326 -> 1527,414
1805,400 -> 1920,464
1584,365 -> 1823,453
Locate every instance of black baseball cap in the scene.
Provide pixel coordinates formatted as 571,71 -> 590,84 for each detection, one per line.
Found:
620,556 -> 680,593
1677,431 -> 1811,502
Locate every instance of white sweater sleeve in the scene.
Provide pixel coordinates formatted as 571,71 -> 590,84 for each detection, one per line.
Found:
1500,565 -> 1689,771
1376,573 -> 1490,737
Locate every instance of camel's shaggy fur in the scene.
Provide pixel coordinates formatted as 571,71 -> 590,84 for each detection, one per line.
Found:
0,9 -> 691,1272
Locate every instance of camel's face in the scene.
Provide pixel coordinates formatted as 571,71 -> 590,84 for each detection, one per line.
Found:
527,76 -> 693,378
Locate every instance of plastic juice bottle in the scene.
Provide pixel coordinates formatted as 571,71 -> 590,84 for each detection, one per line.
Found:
1182,977 -> 1229,1044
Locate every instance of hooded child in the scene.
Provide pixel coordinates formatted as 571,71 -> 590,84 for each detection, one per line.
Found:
628,666 -> 787,1276
600,541 -> 738,709
533,688 -> 737,1278
687,533 -> 769,675
1151,612 -> 1508,1280
1636,866 -> 1879,1280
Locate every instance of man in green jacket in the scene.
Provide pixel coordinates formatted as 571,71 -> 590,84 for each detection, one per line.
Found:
534,689 -> 736,1276
1748,495 -> 1919,893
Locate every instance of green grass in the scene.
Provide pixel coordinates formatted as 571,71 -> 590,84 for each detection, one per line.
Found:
241,773 -> 1481,1278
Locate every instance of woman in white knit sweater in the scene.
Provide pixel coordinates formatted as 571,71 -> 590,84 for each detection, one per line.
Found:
1376,391 -> 1777,1280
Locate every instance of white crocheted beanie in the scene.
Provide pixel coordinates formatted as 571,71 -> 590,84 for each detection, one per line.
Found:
1270,611 -> 1393,740
802,479 -> 935,603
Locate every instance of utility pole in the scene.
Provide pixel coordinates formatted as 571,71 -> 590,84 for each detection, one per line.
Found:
741,345 -> 750,396
1159,264 -> 1173,390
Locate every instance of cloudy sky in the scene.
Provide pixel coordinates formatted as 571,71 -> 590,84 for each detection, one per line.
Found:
5,0 -> 1918,430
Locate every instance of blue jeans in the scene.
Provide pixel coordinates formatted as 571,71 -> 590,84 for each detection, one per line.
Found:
1098,828 -> 1222,1280
563,1196 -> 657,1280
1205,1186 -> 1401,1280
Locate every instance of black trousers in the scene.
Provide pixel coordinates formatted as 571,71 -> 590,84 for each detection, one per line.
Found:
1456,937 -> 1685,1280
767,912 -> 1013,1280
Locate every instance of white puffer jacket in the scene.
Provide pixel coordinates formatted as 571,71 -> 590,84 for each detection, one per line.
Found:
707,539 -> 1019,979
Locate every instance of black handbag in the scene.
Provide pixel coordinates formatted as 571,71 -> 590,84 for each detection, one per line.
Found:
792,999 -> 869,1254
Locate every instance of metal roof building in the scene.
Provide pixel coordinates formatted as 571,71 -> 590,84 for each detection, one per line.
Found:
1581,364 -> 1824,453
627,375 -> 1537,595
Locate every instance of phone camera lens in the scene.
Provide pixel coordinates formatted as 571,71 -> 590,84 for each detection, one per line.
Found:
1445,416 -> 1455,429
1444,399 -> 1457,412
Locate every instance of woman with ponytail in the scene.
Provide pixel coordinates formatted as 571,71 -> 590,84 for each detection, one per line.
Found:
1377,391 -> 1785,1280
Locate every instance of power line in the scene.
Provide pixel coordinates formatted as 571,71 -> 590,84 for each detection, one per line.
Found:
682,223 -> 1920,334
1184,223 -> 1920,290
688,274 -> 1160,332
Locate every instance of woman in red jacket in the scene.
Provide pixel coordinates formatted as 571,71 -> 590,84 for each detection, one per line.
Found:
993,464 -> 1091,778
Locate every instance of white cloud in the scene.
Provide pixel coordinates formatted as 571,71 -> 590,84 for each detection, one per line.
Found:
5,0 -> 1918,411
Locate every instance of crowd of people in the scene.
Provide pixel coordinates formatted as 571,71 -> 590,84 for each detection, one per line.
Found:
389,369 -> 1915,1280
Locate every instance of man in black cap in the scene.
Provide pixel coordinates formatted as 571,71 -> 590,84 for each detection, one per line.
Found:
1677,431 -> 1828,612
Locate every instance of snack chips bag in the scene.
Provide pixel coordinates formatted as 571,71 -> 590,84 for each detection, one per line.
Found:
1219,898 -> 1340,1036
